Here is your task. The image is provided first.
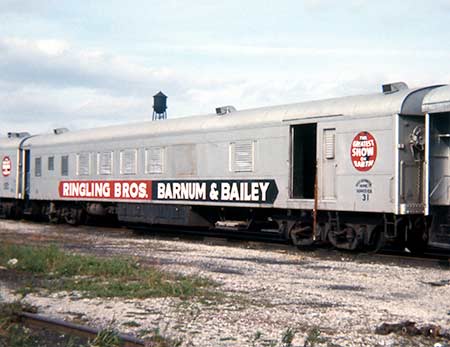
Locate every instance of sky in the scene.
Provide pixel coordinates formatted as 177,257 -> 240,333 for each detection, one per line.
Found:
1,0 -> 450,134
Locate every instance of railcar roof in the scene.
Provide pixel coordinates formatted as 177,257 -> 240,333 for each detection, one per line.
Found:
0,137 -> 24,149
423,85 -> 450,113
26,85 -> 440,147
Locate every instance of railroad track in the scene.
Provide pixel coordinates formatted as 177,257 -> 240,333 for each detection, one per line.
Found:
2,219 -> 449,265
132,225 -> 450,263
376,249 -> 450,266
20,311 -> 145,347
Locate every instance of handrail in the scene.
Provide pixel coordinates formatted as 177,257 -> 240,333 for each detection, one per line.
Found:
429,175 -> 450,198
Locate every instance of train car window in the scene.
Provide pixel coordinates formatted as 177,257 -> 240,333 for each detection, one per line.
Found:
76,153 -> 90,176
35,157 -> 42,177
120,149 -> 137,175
97,151 -> 113,175
229,141 -> 254,172
145,147 -> 164,174
61,155 -> 69,176
48,156 -> 54,171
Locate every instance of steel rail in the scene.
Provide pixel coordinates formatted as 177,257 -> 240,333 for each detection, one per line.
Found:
20,311 -> 145,347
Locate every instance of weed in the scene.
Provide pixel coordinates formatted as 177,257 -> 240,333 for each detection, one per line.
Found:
143,328 -> 182,347
304,327 -> 326,347
0,301 -> 36,328
89,328 -> 122,347
281,327 -> 297,347
252,331 -> 262,346
0,243 -> 218,299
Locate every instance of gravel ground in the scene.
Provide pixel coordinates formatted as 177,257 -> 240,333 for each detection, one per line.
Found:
0,220 -> 449,346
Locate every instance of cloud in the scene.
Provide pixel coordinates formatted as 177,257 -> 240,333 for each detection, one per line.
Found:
0,35 -> 448,136
0,0 -> 58,16
303,0 -> 368,11
0,37 -> 183,96
156,42 -> 450,60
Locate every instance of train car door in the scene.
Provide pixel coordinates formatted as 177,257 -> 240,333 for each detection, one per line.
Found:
397,115 -> 426,213
16,148 -> 30,200
24,150 -> 30,200
425,111 -> 450,248
291,123 -> 317,199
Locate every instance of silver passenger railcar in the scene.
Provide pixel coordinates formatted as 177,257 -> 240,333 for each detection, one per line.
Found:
1,82 -> 449,252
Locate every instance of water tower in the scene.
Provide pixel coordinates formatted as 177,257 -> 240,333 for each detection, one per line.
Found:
152,91 -> 167,120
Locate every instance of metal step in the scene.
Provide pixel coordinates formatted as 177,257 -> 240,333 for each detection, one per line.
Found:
215,220 -> 249,231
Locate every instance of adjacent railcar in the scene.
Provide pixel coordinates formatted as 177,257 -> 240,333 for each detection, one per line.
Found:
0,133 -> 30,218
423,85 -> 450,249
1,83 -> 449,252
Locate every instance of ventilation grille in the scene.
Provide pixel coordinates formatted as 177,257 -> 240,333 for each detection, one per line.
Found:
146,147 -> 164,174
120,149 -> 137,175
98,152 -> 113,175
230,141 -> 254,172
35,157 -> 42,177
61,156 -> 69,176
324,129 -> 335,159
77,153 -> 90,176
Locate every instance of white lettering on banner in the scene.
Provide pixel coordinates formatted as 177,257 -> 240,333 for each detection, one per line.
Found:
156,181 -> 272,202
58,179 -> 278,204
220,182 -> 268,201
59,180 -> 151,200
158,182 -> 207,200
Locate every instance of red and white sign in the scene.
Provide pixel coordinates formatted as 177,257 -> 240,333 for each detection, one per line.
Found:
2,156 -> 11,177
350,131 -> 377,171
59,180 -> 152,200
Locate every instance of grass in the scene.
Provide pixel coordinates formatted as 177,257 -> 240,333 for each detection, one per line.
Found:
143,328 -> 182,347
0,302 -> 181,347
88,328 -> 122,347
0,301 -> 86,347
0,243 -> 217,299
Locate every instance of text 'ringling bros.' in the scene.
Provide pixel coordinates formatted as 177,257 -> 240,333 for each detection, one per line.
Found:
59,180 -> 152,200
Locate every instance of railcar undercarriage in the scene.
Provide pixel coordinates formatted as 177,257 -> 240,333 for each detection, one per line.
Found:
0,198 -> 437,254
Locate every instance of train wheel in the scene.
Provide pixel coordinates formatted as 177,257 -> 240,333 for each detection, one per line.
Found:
365,227 -> 384,253
64,208 -> 85,226
289,221 -> 314,247
327,224 -> 361,251
406,218 -> 428,254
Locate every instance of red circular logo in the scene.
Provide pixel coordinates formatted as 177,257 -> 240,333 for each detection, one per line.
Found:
2,156 -> 11,177
351,132 -> 377,171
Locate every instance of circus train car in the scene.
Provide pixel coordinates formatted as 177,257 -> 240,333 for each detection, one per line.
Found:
1,82 -> 449,253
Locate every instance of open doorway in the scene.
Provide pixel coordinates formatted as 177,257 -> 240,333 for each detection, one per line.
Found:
292,124 -> 317,199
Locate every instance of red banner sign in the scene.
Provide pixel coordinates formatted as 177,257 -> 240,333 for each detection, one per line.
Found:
2,156 -> 11,177
350,131 -> 377,171
58,180 -> 152,200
